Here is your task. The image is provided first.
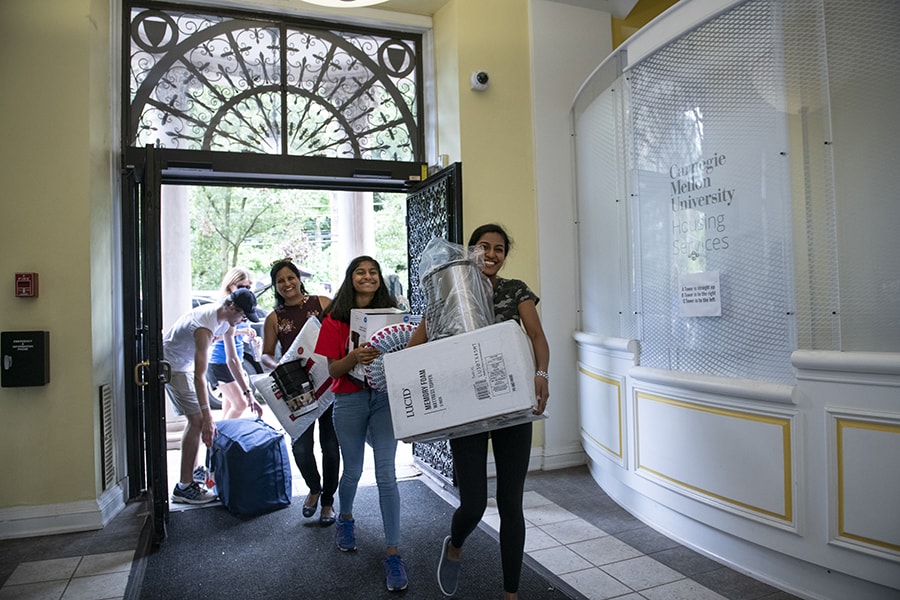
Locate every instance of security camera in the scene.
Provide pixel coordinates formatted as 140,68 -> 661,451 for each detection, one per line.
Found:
471,70 -> 489,91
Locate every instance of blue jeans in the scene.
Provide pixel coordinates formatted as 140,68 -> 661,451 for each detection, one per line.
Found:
332,388 -> 400,548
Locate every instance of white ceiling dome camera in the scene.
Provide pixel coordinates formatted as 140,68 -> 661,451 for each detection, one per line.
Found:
471,70 -> 489,91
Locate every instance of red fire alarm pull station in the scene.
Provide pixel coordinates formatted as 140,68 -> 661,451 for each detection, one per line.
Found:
15,273 -> 38,298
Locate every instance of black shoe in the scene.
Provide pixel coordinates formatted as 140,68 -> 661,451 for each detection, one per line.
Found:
319,506 -> 336,526
437,536 -> 460,596
302,492 -> 319,518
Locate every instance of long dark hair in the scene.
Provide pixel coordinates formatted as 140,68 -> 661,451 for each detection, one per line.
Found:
324,255 -> 396,322
468,223 -> 513,253
269,260 -> 310,308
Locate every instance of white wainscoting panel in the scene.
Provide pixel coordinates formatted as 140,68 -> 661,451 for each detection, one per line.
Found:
577,364 -> 624,464
830,409 -> 900,559
634,391 -> 795,526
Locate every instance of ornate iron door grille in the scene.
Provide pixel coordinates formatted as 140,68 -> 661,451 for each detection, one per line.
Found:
405,163 -> 463,485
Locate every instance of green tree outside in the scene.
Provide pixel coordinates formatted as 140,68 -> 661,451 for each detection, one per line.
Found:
373,191 -> 410,293
189,186 -> 407,299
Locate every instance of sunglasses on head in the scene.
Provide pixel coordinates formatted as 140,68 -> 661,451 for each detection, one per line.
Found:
270,257 -> 293,267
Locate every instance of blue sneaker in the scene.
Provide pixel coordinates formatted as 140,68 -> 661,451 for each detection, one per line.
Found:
383,554 -> 408,592
335,517 -> 356,552
192,465 -> 208,484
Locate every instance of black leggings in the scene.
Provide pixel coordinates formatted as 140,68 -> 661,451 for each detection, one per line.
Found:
292,405 -> 340,507
449,422 -> 532,594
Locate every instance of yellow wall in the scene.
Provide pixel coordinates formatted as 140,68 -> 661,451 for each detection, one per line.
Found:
612,0 -> 678,48
0,0 -> 113,506
434,0 -> 538,287
0,0 -> 540,514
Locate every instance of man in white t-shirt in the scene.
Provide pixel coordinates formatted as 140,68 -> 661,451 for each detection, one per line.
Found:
163,288 -> 262,504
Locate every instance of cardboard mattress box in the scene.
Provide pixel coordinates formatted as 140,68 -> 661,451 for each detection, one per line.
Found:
383,320 -> 538,443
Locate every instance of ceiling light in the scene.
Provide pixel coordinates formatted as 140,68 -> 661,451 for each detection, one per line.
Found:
300,0 -> 390,7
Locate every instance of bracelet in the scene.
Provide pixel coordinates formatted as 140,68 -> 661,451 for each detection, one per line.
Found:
535,370 -> 549,381
243,389 -> 252,396
199,404 -> 210,410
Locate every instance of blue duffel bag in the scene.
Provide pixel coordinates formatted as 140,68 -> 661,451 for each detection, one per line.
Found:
210,418 -> 292,518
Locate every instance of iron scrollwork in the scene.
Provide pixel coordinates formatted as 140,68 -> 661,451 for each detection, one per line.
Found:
128,4 -> 421,161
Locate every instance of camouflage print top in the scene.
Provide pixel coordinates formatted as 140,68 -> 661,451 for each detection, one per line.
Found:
492,277 -> 540,324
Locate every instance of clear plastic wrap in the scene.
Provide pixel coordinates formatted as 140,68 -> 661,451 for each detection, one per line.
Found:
419,237 -> 494,340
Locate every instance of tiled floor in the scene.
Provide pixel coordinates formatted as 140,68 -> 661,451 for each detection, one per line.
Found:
512,469 -> 801,600
417,465 -> 800,600
0,451 -> 802,600
0,498 -> 147,600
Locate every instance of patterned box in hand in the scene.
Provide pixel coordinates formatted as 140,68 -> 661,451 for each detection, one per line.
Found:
253,316 -> 334,439
347,308 -> 416,381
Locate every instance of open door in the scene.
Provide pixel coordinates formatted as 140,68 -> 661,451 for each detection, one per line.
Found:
405,162 -> 463,312
122,146 -> 169,544
121,152 -> 450,537
404,162 -> 462,485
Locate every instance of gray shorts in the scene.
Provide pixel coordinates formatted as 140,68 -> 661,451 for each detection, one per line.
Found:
165,371 -> 202,416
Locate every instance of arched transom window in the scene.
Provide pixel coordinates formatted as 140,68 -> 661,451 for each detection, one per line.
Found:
127,2 -> 423,161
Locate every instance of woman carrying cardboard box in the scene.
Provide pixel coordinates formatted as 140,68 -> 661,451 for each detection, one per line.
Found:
408,224 -> 550,600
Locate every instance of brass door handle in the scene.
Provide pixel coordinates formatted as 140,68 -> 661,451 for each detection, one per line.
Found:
134,360 -> 150,387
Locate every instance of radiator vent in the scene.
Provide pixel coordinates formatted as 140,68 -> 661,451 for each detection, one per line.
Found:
100,384 -> 116,490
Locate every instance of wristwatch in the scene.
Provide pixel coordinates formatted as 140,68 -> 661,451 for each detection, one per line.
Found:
535,370 -> 549,381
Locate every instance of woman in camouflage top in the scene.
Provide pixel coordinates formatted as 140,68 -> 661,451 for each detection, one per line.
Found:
409,223 -> 550,600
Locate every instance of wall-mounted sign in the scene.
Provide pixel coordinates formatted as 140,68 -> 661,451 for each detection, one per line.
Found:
678,271 -> 721,317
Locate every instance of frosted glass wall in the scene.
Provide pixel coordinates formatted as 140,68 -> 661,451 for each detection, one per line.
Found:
573,0 -> 900,383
